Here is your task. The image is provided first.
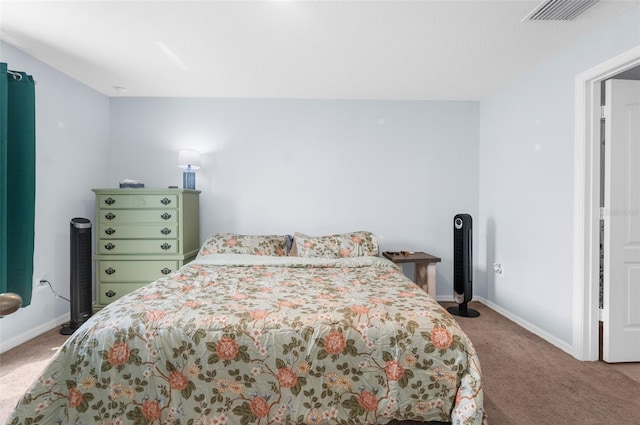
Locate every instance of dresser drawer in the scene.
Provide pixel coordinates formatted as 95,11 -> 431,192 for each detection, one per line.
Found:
99,224 -> 178,239
98,260 -> 179,282
97,194 -> 178,209
98,239 -> 179,255
99,209 -> 178,224
98,283 -> 148,305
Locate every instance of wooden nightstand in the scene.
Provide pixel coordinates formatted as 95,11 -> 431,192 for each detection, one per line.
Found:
383,251 -> 441,298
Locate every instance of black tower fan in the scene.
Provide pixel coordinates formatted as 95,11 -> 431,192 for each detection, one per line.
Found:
447,214 -> 480,318
61,218 -> 93,334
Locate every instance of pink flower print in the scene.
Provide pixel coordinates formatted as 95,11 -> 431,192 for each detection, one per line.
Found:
169,370 -> 189,390
431,327 -> 453,350
351,305 -> 369,315
250,310 -> 270,320
216,336 -> 239,360
142,400 -> 162,421
324,331 -> 346,355
68,387 -> 83,408
384,360 -> 405,381
358,390 -> 378,411
277,367 -> 298,388
250,396 -> 270,418
107,342 -> 131,366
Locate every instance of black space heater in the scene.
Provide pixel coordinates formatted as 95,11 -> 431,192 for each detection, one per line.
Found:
61,218 -> 93,335
447,213 -> 480,318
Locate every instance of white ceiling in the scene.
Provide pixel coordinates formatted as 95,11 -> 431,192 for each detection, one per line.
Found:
1,0 -> 637,100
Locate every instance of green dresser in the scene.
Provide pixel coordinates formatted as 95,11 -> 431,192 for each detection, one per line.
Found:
92,188 -> 200,309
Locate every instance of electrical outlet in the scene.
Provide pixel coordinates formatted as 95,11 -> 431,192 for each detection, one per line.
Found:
493,263 -> 504,278
33,274 -> 48,292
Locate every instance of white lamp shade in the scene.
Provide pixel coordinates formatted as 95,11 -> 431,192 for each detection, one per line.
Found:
177,149 -> 201,170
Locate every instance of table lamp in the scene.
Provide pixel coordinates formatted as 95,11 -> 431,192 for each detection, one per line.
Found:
177,149 -> 201,190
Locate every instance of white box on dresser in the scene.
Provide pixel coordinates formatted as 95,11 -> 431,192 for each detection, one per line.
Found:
92,188 -> 200,310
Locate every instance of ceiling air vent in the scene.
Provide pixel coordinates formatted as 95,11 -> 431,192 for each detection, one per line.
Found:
523,0 -> 600,21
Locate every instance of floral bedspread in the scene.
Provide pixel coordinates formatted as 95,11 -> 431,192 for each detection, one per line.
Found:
8,255 -> 486,425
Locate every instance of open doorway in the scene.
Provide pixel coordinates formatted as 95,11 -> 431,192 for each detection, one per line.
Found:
573,46 -> 640,362
598,75 -> 640,362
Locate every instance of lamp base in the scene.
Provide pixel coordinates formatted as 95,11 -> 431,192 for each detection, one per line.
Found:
183,171 -> 196,190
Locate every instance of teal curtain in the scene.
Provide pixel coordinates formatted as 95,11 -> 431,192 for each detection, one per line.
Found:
1,63 -> 36,307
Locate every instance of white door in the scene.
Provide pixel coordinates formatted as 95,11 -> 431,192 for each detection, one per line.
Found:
603,79 -> 640,363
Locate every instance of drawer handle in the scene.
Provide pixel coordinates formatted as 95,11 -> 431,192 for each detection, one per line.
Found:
105,267 -> 116,275
161,267 -> 172,275
105,227 -> 116,235
105,290 -> 116,298
105,212 -> 116,220
105,243 -> 115,251
161,197 -> 171,205
161,212 -> 172,220
161,243 -> 172,251
161,227 -> 171,235
105,197 -> 116,205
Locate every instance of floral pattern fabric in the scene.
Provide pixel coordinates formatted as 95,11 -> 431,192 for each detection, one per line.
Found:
292,231 -> 379,258
197,233 -> 290,257
9,254 -> 486,425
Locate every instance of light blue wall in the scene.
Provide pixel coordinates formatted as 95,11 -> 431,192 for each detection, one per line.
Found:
109,97 -> 479,293
478,5 -> 640,346
0,42 -> 110,352
2,3 -> 638,355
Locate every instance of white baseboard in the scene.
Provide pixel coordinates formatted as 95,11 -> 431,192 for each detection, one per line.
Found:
436,295 -> 573,356
473,296 -> 574,356
0,313 -> 69,354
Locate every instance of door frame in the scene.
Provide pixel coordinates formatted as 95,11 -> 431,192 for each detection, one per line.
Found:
573,45 -> 640,361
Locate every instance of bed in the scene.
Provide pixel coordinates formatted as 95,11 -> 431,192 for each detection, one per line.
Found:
8,232 -> 486,425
